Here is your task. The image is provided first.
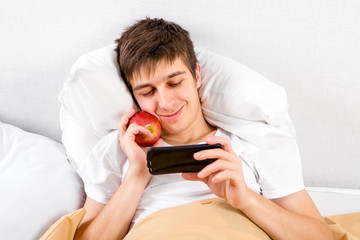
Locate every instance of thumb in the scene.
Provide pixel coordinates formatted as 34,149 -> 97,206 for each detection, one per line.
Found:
143,138 -> 162,152
182,172 -> 202,181
153,138 -> 163,147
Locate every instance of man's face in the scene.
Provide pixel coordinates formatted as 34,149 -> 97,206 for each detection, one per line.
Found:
131,57 -> 202,136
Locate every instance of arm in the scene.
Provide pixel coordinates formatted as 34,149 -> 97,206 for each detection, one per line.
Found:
75,170 -> 150,240
241,189 -> 333,240
75,109 -> 162,240
183,136 -> 333,240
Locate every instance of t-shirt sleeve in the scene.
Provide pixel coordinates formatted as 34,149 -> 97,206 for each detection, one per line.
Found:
254,127 -> 305,199
76,130 -> 128,204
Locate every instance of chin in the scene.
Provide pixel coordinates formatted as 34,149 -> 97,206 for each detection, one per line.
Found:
162,124 -> 184,136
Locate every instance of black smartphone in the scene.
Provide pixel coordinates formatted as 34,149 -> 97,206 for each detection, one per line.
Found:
146,143 -> 222,175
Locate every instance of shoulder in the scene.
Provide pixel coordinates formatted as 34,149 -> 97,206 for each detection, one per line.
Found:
215,127 -> 232,139
215,127 -> 261,159
77,130 -> 128,204
215,128 -> 243,154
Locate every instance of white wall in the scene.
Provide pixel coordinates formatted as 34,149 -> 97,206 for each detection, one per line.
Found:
1,0 -> 359,188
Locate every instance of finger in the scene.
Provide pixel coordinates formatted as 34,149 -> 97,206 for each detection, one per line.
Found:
182,172 -> 200,181
143,138 -> 163,152
127,123 -> 153,139
118,109 -> 136,135
197,159 -> 236,179
210,169 -> 240,185
205,136 -> 236,154
194,148 -> 234,162
182,172 -> 207,184
153,138 -> 163,147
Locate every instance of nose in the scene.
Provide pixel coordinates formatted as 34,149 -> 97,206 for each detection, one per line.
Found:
157,88 -> 174,110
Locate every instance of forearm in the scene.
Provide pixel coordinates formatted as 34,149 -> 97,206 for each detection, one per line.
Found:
241,190 -> 333,240
75,170 -> 150,240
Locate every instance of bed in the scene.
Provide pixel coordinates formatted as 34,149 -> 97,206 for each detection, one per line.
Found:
1,1 -> 359,239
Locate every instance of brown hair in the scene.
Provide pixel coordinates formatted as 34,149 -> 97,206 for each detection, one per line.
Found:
115,18 -> 197,107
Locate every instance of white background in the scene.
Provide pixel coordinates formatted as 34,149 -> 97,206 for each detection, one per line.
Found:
0,0 -> 359,189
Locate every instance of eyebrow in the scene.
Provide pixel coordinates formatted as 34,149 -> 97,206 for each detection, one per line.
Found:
133,71 -> 186,91
167,71 -> 185,79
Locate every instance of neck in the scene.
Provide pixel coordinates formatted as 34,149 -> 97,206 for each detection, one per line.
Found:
161,117 -> 217,146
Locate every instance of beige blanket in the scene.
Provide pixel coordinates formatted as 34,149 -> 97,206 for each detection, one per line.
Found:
125,198 -> 360,240
325,212 -> 360,240
40,198 -> 360,239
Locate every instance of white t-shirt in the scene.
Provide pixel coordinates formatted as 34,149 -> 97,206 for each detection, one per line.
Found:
77,128 -> 304,226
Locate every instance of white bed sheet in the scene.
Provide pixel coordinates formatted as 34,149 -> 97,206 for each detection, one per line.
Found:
307,187 -> 360,217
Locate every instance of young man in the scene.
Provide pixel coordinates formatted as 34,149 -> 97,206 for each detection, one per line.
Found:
75,18 -> 333,239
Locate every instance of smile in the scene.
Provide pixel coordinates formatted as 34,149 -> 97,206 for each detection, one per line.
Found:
159,107 -> 183,121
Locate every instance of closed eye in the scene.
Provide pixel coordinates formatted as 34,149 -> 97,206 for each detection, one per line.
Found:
141,89 -> 155,97
169,80 -> 183,87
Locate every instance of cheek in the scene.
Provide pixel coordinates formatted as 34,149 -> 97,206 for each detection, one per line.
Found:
176,84 -> 196,101
174,91 -> 188,100
137,99 -> 154,113
186,86 -> 200,103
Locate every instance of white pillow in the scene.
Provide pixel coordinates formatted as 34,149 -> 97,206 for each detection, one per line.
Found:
59,45 -> 298,169
0,122 -> 85,240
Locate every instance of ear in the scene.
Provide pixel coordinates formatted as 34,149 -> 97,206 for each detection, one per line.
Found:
195,63 -> 202,88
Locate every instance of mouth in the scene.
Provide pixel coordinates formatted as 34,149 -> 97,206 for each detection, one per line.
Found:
158,106 -> 183,121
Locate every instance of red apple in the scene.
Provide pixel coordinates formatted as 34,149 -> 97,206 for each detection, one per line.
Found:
127,111 -> 161,147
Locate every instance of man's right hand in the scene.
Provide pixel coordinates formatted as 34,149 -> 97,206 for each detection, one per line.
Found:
118,109 -> 162,177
